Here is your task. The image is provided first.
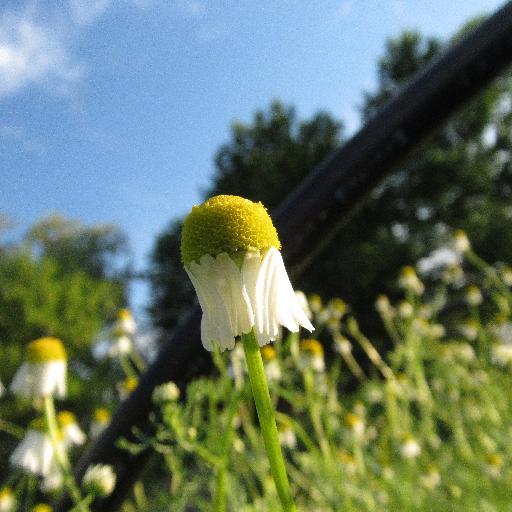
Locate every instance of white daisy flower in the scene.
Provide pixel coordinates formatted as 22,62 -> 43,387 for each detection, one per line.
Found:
181,195 -> 313,351
112,309 -> 136,337
40,464 -> 63,493
260,346 -> 281,382
58,411 -> 86,447
108,335 -> 132,358
10,420 -> 62,477
90,408 -> 111,438
83,464 -> 116,497
0,487 -> 17,512
11,337 -> 67,400
300,339 -> 325,372
400,436 -> 421,459
452,229 -> 470,254
398,266 -> 424,295
152,381 -> 180,404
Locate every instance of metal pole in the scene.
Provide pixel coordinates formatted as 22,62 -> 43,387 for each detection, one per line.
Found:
56,3 -> 512,509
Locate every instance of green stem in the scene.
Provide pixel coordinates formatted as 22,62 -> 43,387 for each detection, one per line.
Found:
43,396 -> 89,512
0,419 -> 25,439
241,331 -> 295,512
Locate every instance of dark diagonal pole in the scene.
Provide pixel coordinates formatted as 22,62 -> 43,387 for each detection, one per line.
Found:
56,2 -> 512,509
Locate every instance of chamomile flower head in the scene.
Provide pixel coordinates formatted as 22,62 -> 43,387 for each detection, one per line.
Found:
58,411 -> 86,446
90,408 -> 111,438
0,487 -> 17,512
300,339 -> 325,372
10,418 -> 62,477
117,376 -> 138,400
399,266 -> 424,295
83,464 -> 117,497
112,308 -> 136,337
32,505 -> 53,512
11,337 -> 67,399
181,195 -> 313,351
152,381 -> 180,404
260,346 -> 281,382
466,284 -> 483,306
108,335 -> 132,358
453,229 -> 470,254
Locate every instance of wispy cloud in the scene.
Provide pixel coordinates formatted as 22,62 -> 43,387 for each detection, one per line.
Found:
0,123 -> 45,155
0,6 -> 84,99
69,0 -> 112,26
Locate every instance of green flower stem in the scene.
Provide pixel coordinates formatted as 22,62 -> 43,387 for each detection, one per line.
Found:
43,396 -> 89,512
241,330 -> 295,512
0,418 -> 25,439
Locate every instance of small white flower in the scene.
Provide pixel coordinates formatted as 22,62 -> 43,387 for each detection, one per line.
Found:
0,487 -> 17,512
452,229 -> 470,254
10,337 -> 67,400
398,266 -> 424,295
400,437 -> 421,459
10,424 -> 61,477
90,408 -> 111,438
278,426 -> 296,449
40,465 -> 63,493
260,345 -> 281,382
112,309 -> 136,337
465,285 -> 483,306
83,464 -> 116,497
181,196 -> 313,351
58,411 -> 86,447
300,339 -> 325,372
108,335 -> 132,357
491,343 -> 512,367
152,382 -> 180,403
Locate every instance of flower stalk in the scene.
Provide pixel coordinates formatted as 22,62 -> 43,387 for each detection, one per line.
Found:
241,330 -> 295,512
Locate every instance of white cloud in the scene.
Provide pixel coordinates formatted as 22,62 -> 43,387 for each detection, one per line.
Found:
0,7 -> 84,99
69,0 -> 112,26
0,123 -> 45,154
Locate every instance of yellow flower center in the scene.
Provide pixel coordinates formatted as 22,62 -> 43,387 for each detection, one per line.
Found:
345,413 -> 362,428
26,337 -> 66,363
300,339 -> 324,357
121,377 -> 138,392
117,308 -> 132,320
0,487 -> 12,499
181,195 -> 281,265
58,411 -> 77,427
261,345 -> 277,361
94,408 -> 111,423
32,504 -> 53,512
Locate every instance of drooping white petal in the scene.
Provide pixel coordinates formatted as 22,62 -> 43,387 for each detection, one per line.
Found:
187,248 -> 314,351
10,430 -> 58,477
10,361 -> 67,399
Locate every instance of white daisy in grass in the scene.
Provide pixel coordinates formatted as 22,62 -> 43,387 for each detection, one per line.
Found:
90,408 -> 111,438
181,195 -> 313,351
11,337 -> 67,400
58,411 -> 86,447
108,335 -> 132,358
0,487 -> 17,512
112,308 -> 136,337
83,464 -> 117,497
300,339 -> 325,372
10,418 -> 62,477
260,345 -> 281,382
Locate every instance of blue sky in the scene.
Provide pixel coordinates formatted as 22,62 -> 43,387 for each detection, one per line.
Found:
0,0 -> 505,320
